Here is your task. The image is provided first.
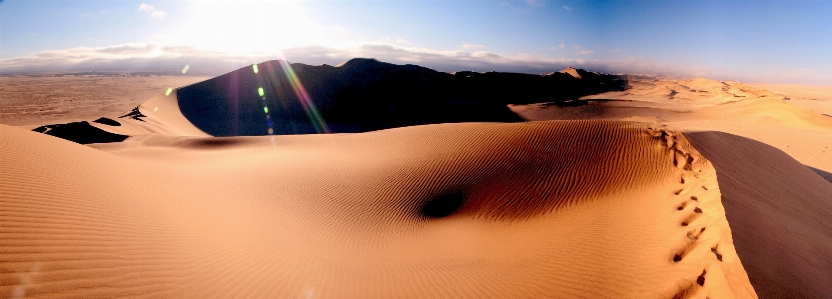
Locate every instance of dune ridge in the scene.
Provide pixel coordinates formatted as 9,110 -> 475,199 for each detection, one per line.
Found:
687,132 -> 832,299
1,120 -> 754,298
511,75 -> 832,298
25,59 -> 626,144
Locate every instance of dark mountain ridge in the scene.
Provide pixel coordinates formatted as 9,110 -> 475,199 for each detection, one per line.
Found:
33,58 -> 625,142
176,58 -> 625,136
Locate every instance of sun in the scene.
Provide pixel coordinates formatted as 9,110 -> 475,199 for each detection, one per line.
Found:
170,1 -> 332,56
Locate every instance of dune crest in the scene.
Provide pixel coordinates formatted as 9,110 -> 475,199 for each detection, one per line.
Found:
0,120 -> 755,298
509,74 -> 832,298
27,59 -> 626,144
687,131 -> 832,298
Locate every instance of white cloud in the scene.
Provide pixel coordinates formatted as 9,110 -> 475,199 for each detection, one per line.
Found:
525,0 -> 545,7
573,45 -> 594,55
563,5 -> 572,11
138,3 -> 154,12
461,44 -> 488,50
0,42 -> 598,75
139,3 -> 165,19
3,41 -> 830,85
396,38 -> 410,45
97,43 -> 157,54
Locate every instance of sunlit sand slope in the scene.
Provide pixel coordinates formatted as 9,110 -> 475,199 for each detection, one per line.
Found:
512,78 -> 832,185
1,120 -> 754,298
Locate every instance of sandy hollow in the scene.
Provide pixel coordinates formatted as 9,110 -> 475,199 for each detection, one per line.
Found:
0,120 -> 754,298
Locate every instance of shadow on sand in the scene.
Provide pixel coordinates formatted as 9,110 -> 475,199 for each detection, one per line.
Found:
32,121 -> 128,144
807,165 -> 832,184
175,58 -> 625,136
686,131 -> 832,299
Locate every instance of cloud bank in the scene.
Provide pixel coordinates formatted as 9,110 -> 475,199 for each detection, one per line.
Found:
1,41 -> 829,84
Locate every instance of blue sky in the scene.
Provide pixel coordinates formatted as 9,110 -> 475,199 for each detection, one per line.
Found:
2,0 -> 831,84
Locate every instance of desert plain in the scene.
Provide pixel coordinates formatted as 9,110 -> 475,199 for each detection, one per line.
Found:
1,59 -> 831,298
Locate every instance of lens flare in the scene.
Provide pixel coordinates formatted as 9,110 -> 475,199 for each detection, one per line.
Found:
253,64 -> 259,74
181,65 -> 190,74
276,60 -> 330,133
258,87 -> 265,97
165,87 -> 173,96
264,107 -> 269,113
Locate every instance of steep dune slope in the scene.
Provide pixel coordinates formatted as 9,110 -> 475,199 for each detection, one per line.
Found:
85,91 -> 211,138
27,59 -> 626,144
513,77 -> 832,185
509,78 -> 832,298
687,132 -> 832,299
1,121 -> 754,298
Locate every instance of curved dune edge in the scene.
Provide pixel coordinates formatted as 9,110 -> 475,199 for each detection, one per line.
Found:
687,131 -> 832,298
1,120 -> 755,298
85,91 -> 211,138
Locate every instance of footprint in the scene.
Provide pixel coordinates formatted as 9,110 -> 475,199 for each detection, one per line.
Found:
711,246 -> 723,262
672,242 -> 696,263
674,227 -> 707,262
696,269 -> 707,286
686,227 -> 706,241
681,213 -> 702,226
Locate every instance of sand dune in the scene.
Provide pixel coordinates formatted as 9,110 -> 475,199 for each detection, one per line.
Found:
512,77 -> 832,182
172,58 -> 621,136
85,92 -> 210,138
687,132 -> 832,299
6,59 -> 832,298
22,59 -> 625,145
744,83 -> 832,116
0,75 -> 209,128
0,120 -> 754,298
580,78 -> 785,109
512,76 -> 832,298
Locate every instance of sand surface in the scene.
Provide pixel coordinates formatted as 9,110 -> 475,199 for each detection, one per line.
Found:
745,83 -> 832,116
2,63 -> 831,298
512,78 -> 832,183
512,77 -> 832,298
686,132 -> 832,298
1,120 -> 754,298
0,75 -> 209,128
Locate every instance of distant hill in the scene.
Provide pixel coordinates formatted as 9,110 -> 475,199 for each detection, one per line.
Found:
32,58 -> 625,141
